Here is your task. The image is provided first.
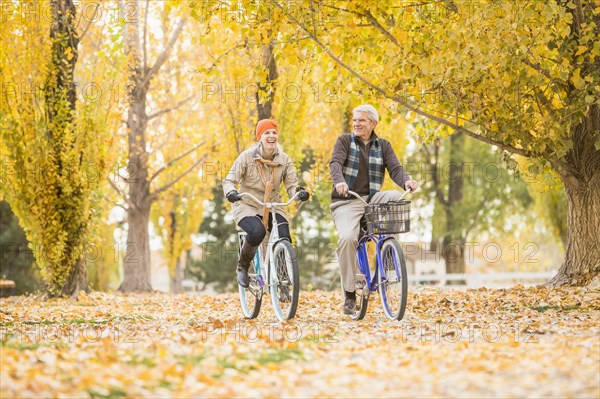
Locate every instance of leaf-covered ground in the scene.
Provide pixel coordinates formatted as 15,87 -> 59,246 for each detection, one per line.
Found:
1,286 -> 599,398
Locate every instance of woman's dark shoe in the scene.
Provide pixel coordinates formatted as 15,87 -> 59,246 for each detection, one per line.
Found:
237,266 -> 250,288
237,241 -> 258,288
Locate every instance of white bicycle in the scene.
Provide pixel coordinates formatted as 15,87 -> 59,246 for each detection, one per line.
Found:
236,191 -> 301,321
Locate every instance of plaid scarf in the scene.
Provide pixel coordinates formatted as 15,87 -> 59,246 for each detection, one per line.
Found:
342,134 -> 384,196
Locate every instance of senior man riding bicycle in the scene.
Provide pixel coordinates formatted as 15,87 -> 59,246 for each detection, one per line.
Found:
329,104 -> 418,315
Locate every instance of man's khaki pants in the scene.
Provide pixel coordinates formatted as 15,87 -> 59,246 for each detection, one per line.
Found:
330,190 -> 406,293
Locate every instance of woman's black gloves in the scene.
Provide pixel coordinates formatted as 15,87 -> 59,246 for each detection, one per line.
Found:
226,190 -> 242,203
296,187 -> 310,202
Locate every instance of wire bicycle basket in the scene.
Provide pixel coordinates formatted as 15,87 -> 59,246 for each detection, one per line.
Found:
364,200 -> 411,234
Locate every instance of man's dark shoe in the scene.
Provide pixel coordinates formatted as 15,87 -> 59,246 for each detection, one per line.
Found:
237,266 -> 250,288
343,297 -> 356,315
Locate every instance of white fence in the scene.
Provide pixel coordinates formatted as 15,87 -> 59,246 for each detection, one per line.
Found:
408,272 -> 556,287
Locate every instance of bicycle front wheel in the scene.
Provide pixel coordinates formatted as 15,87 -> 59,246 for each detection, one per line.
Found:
270,240 -> 299,321
378,239 -> 408,321
239,248 -> 262,319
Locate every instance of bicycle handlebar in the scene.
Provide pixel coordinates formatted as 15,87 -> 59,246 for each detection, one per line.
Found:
347,188 -> 413,205
238,191 -> 302,208
346,191 -> 368,204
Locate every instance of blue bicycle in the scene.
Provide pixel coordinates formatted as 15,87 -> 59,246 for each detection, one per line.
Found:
347,190 -> 411,321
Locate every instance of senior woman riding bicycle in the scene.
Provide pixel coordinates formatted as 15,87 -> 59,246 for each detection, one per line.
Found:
329,104 -> 418,315
223,119 -> 309,288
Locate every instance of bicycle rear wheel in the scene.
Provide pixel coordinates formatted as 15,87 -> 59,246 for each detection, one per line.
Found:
378,238 -> 408,321
238,244 -> 262,319
270,240 -> 299,321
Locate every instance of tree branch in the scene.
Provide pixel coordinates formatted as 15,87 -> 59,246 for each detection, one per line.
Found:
105,196 -> 128,212
151,153 -> 208,200
521,57 -> 554,82
148,95 -> 195,120
273,1 -> 541,159
432,142 -> 449,207
108,177 -> 134,209
363,9 -> 399,46
78,3 -> 99,41
464,194 -> 489,238
117,173 -> 130,183
420,142 -> 448,207
150,140 -> 207,183
153,98 -> 200,152
533,86 -> 558,120
143,0 -> 150,72
270,35 -> 311,45
322,4 -> 400,46
140,17 -> 186,88
204,41 -> 247,73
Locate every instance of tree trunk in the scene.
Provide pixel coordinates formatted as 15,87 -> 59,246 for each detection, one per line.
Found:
62,258 -> 88,297
168,199 -> 183,294
46,0 -> 78,116
119,203 -> 153,292
118,0 -> 154,292
46,0 -> 87,296
118,91 -> 152,292
550,104 -> 600,286
114,6 -> 186,291
170,254 -> 184,294
550,181 -> 600,285
444,133 -> 466,284
342,102 -> 354,133
256,41 -> 278,120
443,238 -> 465,273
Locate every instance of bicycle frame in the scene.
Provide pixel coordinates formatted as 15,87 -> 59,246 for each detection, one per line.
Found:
348,190 -> 411,293
238,191 -> 300,294
356,234 -> 389,292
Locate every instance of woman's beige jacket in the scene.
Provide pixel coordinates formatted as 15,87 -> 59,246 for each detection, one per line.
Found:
222,143 -> 300,224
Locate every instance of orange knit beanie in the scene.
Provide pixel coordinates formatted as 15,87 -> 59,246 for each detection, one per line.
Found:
255,119 -> 278,140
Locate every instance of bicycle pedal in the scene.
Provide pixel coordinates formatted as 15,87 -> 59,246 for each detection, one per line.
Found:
254,274 -> 265,289
355,273 -> 367,289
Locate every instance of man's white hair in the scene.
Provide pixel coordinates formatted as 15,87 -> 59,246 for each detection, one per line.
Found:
353,104 -> 379,122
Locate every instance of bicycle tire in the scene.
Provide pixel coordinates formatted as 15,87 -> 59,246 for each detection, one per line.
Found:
270,240 -> 299,321
350,282 -> 369,321
351,238 -> 375,320
378,238 -> 408,321
239,246 -> 262,319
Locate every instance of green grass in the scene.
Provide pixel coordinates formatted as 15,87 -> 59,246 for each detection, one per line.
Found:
158,380 -> 173,389
1,341 -> 40,350
0,314 -> 155,327
256,348 -> 303,365
175,353 -> 206,366
0,341 -> 68,350
530,304 -> 581,312
87,387 -> 127,398
125,354 -> 157,367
